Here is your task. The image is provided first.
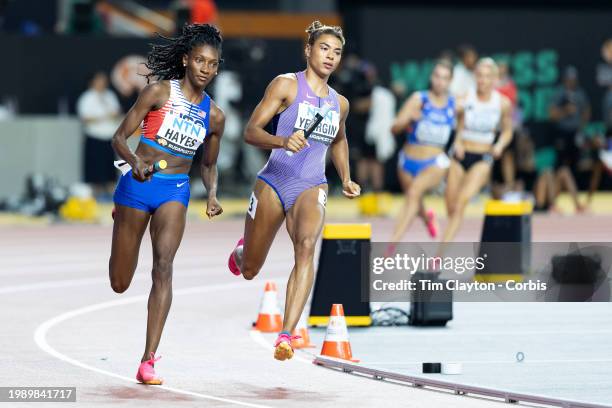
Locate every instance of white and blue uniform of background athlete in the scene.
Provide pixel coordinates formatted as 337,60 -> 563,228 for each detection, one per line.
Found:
398,91 -> 455,177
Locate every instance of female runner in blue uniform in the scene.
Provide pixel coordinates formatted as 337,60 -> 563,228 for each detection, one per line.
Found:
388,60 -> 454,245
109,24 -> 225,385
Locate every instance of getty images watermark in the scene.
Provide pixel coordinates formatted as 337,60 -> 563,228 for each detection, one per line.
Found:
371,252 -> 546,293
372,252 -> 487,274
360,242 -> 612,302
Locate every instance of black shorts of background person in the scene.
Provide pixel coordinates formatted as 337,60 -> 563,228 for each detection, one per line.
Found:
554,128 -> 580,170
584,132 -> 609,206
348,115 -> 377,160
84,135 -> 116,185
455,151 -> 494,170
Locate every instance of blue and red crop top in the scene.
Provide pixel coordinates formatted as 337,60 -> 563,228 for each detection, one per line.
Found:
140,79 -> 211,159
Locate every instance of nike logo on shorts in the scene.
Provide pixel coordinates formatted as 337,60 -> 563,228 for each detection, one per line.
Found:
176,181 -> 188,188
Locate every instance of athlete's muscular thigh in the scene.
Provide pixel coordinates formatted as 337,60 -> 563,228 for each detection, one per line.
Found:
149,201 -> 187,274
109,205 -> 150,293
241,179 -> 285,279
460,161 -> 492,201
445,160 -> 465,216
286,185 -> 327,252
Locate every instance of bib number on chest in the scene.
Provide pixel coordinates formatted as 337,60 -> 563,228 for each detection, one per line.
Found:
156,111 -> 206,156
293,102 -> 340,146
466,106 -> 500,133
415,121 -> 451,146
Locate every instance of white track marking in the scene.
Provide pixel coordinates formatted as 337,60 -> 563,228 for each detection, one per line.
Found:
34,281 -> 281,408
361,329 -> 612,336
363,358 -> 612,365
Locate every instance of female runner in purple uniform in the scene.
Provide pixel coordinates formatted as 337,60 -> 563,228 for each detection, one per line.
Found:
227,21 -> 360,361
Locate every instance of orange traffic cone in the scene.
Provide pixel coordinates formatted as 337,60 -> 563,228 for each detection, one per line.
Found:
254,281 -> 283,332
291,311 -> 316,349
320,304 -> 359,362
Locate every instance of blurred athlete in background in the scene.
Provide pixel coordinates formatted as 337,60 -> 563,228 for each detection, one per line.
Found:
388,60 -> 455,246
443,58 -> 513,242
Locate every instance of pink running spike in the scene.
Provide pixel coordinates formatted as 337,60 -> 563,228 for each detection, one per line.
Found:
227,238 -> 244,276
274,333 -> 301,347
425,209 -> 438,238
136,352 -> 163,385
384,243 -> 397,258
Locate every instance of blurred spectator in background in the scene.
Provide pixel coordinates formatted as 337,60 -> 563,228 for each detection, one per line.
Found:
189,0 -> 218,24
450,44 -> 478,97
549,66 -> 590,212
0,104 -> 10,120
76,71 -> 121,199
110,55 -> 150,111
208,70 -> 260,196
512,129 -> 562,213
597,39 -> 612,139
365,66 -> 396,168
586,38 -> 612,206
390,79 -> 407,106
492,60 -> 520,198
174,0 -> 218,33
438,49 -> 455,66
597,38 -> 612,177
0,95 -> 16,120
496,61 -> 518,107
58,0 -> 105,34
513,130 -> 547,209
332,52 -> 374,192
362,65 -> 396,214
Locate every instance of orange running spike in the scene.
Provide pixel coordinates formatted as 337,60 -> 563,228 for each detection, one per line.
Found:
254,281 -> 283,332
319,304 -> 359,362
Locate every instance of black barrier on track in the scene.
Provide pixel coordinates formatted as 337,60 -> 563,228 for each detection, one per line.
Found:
477,200 -> 532,283
309,224 -> 372,327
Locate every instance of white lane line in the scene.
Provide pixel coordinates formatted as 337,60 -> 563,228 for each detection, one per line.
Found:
360,329 -> 612,336
34,281 -> 277,408
364,358 -> 612,365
